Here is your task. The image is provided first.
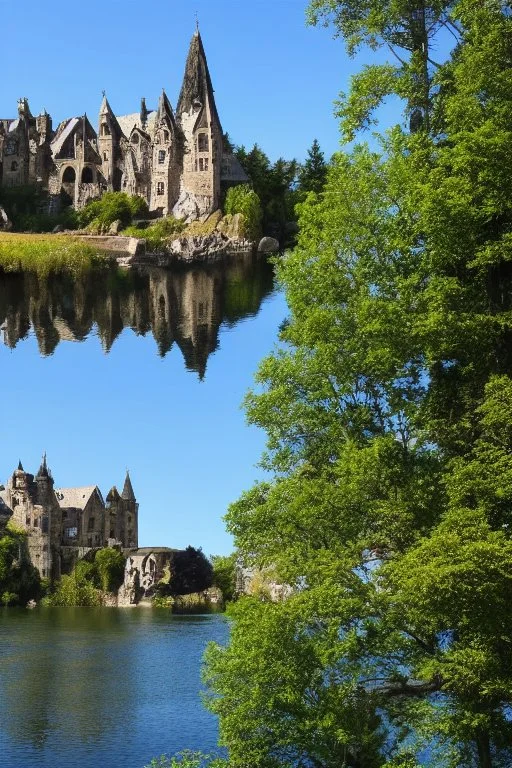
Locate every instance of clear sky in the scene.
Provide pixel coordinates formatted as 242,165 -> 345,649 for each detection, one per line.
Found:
1,0 -> 397,163
0,276 -> 287,556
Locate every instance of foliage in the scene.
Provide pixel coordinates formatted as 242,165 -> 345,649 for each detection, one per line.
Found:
202,2 -> 512,766
144,750 -> 226,768
235,144 -> 298,232
0,233 -> 105,277
94,547 -> 125,592
123,216 -> 185,251
157,547 -> 213,597
211,554 -> 237,603
0,527 -> 41,606
78,192 -> 148,232
298,138 -> 328,194
0,185 -> 79,232
224,185 -> 262,240
48,547 -> 126,606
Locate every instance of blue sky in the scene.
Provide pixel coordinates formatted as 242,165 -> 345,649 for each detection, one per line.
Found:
0,285 -> 287,555
2,0 -> 400,163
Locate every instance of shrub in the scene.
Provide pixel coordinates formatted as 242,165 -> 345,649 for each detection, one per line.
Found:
123,216 -> 185,251
95,548 -> 125,592
224,184 -> 262,240
79,192 -> 148,232
211,553 -> 237,603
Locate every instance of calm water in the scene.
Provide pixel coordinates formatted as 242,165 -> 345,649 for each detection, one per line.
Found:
0,608 -> 229,768
0,253 -> 275,377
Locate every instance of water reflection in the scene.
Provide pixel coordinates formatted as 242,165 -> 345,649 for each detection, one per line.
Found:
0,608 -> 228,768
0,254 -> 275,377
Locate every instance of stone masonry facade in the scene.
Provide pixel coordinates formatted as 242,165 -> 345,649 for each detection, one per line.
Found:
0,30 -> 247,220
0,456 -> 138,580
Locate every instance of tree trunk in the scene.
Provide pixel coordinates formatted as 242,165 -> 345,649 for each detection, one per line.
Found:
475,729 -> 493,768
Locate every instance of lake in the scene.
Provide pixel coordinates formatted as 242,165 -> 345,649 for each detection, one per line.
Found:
0,607 -> 229,768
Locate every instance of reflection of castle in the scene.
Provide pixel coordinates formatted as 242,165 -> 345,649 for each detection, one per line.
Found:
0,30 -> 247,217
0,257 -> 274,377
0,456 -> 138,580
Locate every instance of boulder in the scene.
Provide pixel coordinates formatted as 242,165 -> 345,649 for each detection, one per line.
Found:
0,205 -> 12,231
108,219 -> 122,235
172,191 -> 199,223
257,236 -> 280,254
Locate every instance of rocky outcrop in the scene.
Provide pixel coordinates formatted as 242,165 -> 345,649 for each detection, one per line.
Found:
257,236 -> 280,254
0,205 -> 12,231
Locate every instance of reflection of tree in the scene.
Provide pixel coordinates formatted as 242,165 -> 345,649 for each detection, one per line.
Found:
0,257 -> 275,377
0,608 -> 137,752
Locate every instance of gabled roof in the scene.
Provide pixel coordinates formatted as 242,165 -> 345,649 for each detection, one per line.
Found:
155,90 -> 177,132
116,111 -> 157,139
55,485 -> 103,510
98,94 -> 123,138
176,30 -> 221,130
50,117 -> 79,155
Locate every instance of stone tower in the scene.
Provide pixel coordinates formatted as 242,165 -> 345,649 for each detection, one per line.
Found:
105,472 -> 138,548
150,90 -> 181,215
35,453 -> 61,579
176,28 -> 223,217
98,94 -> 122,190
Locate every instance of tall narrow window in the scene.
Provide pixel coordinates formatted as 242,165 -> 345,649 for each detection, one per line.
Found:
199,158 -> 204,172
198,133 -> 208,152
158,149 -> 165,164
157,182 -> 165,195
11,161 -> 18,171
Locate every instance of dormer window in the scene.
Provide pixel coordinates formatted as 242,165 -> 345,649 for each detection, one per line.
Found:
192,98 -> 202,113
158,149 -> 165,164
10,161 -> 18,171
132,133 -> 139,144
101,123 -> 110,136
163,130 -> 169,142
198,133 -> 208,152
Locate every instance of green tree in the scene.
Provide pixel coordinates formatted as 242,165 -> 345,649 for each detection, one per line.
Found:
203,2 -> 512,766
298,138 -> 328,194
210,554 -> 237,603
94,547 -> 125,592
224,185 -> 263,240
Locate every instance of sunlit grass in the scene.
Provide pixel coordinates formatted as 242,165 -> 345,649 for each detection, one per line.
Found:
0,233 -> 107,277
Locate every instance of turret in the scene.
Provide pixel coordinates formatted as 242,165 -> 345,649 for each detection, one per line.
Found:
121,471 -> 138,548
176,29 -> 223,215
140,97 -> 148,131
150,90 -> 180,214
98,93 -> 122,189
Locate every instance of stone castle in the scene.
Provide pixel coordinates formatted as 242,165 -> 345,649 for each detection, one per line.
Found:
0,29 -> 247,219
0,456 -> 138,580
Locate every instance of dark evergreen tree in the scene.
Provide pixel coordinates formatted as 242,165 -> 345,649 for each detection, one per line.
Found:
298,138 -> 328,194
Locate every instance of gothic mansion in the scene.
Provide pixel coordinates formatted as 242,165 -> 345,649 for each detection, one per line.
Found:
0,29 -> 247,219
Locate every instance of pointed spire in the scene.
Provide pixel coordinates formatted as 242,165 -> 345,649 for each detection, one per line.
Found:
140,97 -> 148,130
176,28 -> 221,129
37,452 -> 50,479
156,89 -> 177,129
121,471 -> 136,501
17,460 -> 23,471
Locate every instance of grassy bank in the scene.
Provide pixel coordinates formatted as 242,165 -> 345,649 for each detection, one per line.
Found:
0,233 -> 106,277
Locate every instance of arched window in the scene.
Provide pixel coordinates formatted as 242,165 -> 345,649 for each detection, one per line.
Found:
198,133 -> 208,152
81,166 -> 93,183
10,160 -> 18,171
158,149 -> 165,164
131,133 -> 139,144
101,123 -> 110,136
62,166 -> 76,183
157,181 -> 165,195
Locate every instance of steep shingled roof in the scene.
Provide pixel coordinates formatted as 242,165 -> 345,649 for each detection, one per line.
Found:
176,30 -> 221,130
121,471 -> 136,501
55,486 -> 103,510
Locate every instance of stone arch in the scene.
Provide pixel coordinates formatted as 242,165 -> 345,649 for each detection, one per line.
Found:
62,166 -> 76,183
81,166 -> 94,183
